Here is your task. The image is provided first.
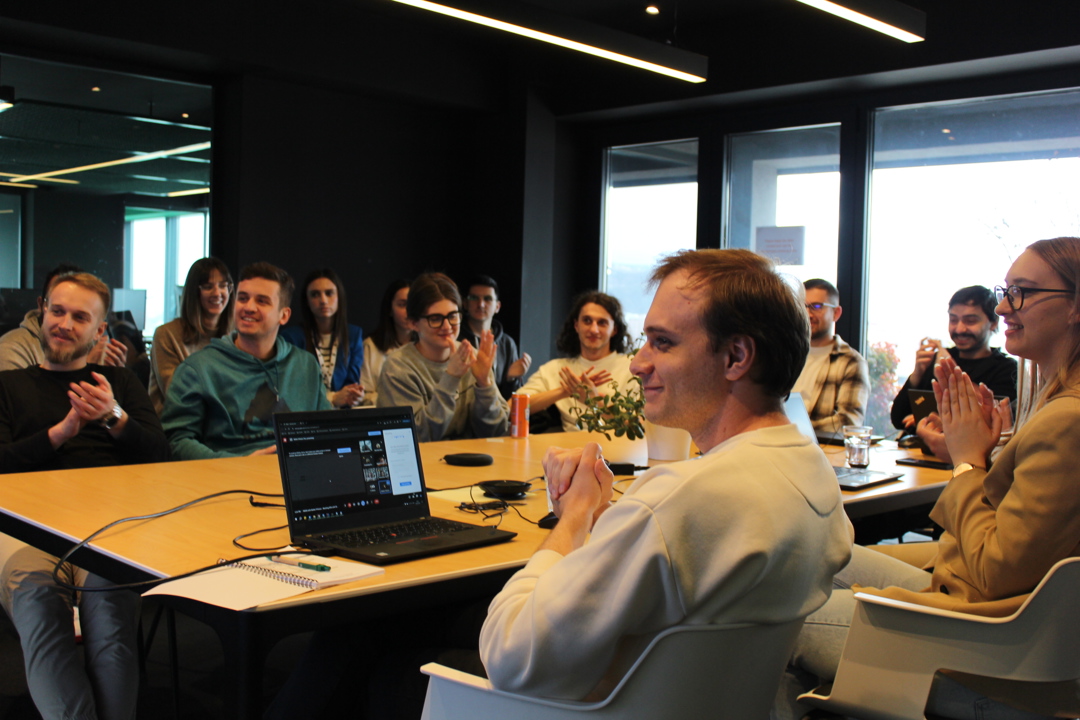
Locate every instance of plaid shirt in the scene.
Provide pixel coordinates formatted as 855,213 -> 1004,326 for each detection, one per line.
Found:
806,334 -> 869,433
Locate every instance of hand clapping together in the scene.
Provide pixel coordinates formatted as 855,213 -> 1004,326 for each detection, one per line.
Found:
446,329 -> 497,388
916,356 -> 1011,467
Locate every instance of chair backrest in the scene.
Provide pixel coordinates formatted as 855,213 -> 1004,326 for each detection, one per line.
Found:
600,620 -> 805,719
977,556 -> 1080,680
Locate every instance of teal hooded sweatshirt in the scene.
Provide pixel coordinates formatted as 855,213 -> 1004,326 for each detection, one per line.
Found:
163,334 -> 332,460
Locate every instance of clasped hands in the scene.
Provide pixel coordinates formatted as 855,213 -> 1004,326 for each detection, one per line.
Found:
332,383 -> 365,408
543,442 -> 614,529
49,372 -> 123,448
446,330 -> 498,387
916,357 -> 1010,468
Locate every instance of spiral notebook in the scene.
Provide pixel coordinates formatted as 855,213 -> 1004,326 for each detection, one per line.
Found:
144,553 -> 384,610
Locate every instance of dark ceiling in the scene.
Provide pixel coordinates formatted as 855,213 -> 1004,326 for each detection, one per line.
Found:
0,0 -> 1078,199
0,53 -> 211,197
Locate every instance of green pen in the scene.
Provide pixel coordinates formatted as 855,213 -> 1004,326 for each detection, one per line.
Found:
266,555 -> 331,572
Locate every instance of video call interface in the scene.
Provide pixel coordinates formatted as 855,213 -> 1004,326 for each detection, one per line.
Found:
278,415 -> 426,525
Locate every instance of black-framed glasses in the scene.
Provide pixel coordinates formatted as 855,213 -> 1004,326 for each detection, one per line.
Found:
994,284 -> 1071,311
805,302 -> 837,313
420,311 -> 462,328
199,281 -> 233,293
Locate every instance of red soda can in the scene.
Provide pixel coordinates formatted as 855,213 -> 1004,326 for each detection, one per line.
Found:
511,392 -> 529,438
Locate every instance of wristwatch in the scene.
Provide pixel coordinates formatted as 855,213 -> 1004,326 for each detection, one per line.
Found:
98,403 -> 123,430
951,462 -> 982,478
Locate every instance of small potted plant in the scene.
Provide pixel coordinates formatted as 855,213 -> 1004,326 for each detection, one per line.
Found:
568,376 -> 646,441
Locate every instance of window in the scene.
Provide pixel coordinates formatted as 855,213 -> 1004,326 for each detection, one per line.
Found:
0,194 -> 20,288
726,124 -> 841,282
865,89 -> 1080,432
124,208 -> 209,336
602,140 -> 698,338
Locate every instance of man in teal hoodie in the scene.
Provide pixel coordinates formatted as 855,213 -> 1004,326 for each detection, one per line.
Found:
162,262 -> 332,459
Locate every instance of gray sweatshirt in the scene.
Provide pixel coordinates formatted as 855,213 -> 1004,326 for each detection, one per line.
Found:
376,343 -> 509,441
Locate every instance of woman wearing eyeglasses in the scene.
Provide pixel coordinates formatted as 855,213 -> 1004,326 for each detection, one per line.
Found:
778,237 -> 1080,720
148,257 -> 234,414
376,272 -> 509,441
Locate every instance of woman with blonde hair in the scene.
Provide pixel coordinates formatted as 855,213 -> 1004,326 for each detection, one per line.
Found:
148,257 -> 233,413
778,237 -> 1080,720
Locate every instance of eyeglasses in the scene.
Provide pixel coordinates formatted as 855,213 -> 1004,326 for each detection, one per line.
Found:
805,302 -> 837,313
994,284 -> 1071,311
467,294 -> 496,304
199,281 -> 233,293
420,311 -> 462,328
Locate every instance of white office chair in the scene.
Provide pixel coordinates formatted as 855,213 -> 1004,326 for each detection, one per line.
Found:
420,619 -> 803,720
798,556 -> 1080,720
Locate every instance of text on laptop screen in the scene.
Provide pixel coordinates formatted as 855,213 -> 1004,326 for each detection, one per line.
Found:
276,412 -> 427,528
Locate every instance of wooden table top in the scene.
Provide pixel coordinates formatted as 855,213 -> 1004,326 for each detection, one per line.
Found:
0,431 -> 949,610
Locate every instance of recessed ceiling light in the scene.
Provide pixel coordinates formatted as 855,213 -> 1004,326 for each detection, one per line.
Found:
646,5 -> 660,14
91,86 -> 100,92
941,128 -> 951,133
182,113 -> 190,119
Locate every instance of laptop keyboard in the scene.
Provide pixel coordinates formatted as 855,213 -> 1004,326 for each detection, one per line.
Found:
318,518 -> 476,547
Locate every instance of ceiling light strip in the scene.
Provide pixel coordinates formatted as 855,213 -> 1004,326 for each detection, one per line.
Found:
0,181 -> 37,188
391,0 -> 706,83
794,0 -> 924,43
0,172 -> 75,185
10,141 -> 213,183
166,188 -> 211,197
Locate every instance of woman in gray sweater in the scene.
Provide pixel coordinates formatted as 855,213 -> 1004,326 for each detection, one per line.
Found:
376,272 -> 509,441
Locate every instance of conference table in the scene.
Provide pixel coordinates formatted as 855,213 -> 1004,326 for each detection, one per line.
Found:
0,431 -> 948,718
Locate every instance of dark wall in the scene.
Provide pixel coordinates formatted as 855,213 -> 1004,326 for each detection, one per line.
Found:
28,191 -> 124,290
211,74 -> 534,339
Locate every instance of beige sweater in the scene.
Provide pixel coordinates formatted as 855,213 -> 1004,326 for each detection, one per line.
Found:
148,319 -> 211,414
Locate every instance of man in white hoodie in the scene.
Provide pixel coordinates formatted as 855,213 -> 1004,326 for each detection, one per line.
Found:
480,249 -> 854,700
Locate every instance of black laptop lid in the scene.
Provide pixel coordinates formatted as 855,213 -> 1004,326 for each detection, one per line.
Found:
273,407 -> 431,537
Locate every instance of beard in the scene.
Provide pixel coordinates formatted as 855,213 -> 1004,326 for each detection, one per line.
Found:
40,332 -> 96,366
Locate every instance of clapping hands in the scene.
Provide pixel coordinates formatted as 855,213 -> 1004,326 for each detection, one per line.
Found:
559,365 -> 613,403
930,356 -> 1008,469
446,330 -> 497,387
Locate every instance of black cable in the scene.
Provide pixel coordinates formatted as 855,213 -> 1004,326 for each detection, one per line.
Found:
248,495 -> 285,508
232,524 -> 290,552
50,489 -> 287,593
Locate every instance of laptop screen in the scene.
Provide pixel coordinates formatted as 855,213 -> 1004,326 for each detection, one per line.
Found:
274,407 -> 431,536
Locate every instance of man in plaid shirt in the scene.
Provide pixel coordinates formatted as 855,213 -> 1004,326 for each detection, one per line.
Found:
792,278 -> 869,433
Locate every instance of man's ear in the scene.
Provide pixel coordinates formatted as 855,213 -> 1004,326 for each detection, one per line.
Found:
832,304 -> 843,323
278,306 -> 291,326
495,300 -> 501,315
724,334 -> 756,382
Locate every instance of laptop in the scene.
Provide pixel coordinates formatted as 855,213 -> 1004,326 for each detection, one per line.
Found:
273,407 -> 516,565
783,393 -> 902,490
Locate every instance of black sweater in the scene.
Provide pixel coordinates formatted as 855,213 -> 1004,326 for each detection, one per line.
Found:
890,347 -> 1017,430
0,364 -> 169,473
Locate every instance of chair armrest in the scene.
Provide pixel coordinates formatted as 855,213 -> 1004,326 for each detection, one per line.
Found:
420,662 -> 495,691
853,591 -> 1016,624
